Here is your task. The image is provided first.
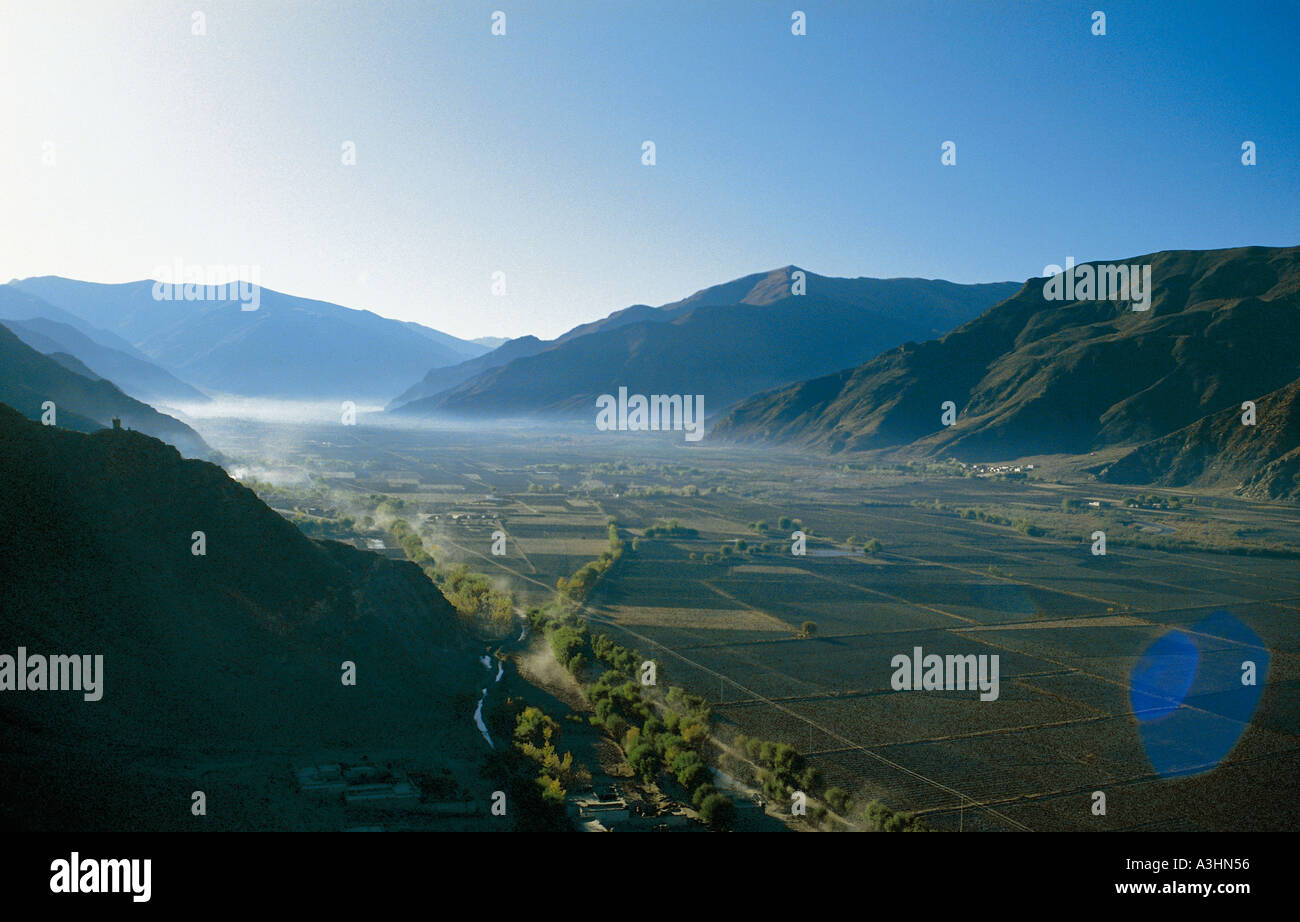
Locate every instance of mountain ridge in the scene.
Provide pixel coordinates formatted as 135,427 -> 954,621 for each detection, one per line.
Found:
0,321 -> 211,458
713,245 -> 1300,497
6,277 -> 490,400
391,267 -> 1020,417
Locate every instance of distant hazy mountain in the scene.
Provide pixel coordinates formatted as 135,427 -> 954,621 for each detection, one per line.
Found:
0,284 -> 150,359
388,335 -> 552,409
714,246 -> 1300,488
2,316 -> 209,404
6,277 -> 489,400
0,322 -> 211,458
473,336 -> 509,349
391,268 -> 1019,417
0,404 -> 475,829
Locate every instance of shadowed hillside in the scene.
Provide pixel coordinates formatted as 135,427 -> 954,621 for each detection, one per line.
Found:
0,404 -> 480,830
1098,377 -> 1300,499
0,321 -> 211,458
2,315 -> 210,404
715,247 -> 1300,493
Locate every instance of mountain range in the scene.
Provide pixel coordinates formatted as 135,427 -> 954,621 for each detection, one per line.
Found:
0,320 -> 211,458
1,315 -> 209,405
390,268 -> 1020,417
713,246 -> 1300,497
5,277 -> 491,401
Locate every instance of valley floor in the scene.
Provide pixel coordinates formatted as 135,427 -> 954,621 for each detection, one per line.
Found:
206,416 -> 1300,832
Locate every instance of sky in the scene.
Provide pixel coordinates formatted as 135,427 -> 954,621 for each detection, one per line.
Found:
1,0 -> 1297,341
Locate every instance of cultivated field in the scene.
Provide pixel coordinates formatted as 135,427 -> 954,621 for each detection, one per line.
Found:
205,417 -> 1300,831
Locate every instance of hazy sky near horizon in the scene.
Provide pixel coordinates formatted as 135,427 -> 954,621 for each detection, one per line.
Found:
2,1 -> 1296,340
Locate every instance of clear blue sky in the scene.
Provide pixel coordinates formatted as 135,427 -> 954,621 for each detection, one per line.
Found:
2,0 -> 1296,340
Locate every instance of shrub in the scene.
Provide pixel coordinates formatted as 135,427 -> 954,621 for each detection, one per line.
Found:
698,793 -> 736,829
825,786 -> 852,814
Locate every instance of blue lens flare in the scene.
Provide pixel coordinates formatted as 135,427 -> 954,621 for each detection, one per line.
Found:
1130,630 -> 1198,720
1130,611 -> 1268,778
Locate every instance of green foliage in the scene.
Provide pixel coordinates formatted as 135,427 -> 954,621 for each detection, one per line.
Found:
665,686 -> 711,719
743,737 -> 812,800
671,750 -> 707,792
1012,517 -> 1045,537
547,622 -> 589,673
642,519 -> 700,539
389,517 -> 433,566
691,783 -> 717,809
590,633 -> 641,677
825,786 -> 852,814
556,522 -> 626,602
698,792 -> 736,829
626,742 -> 659,784
511,702 -> 589,804
859,798 -> 928,832
1123,493 -> 1183,510
439,563 -> 514,625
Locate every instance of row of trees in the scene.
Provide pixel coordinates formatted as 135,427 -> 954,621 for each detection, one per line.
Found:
823,786 -> 928,832
846,535 -> 885,554
735,734 -> 822,801
389,517 -> 433,566
730,733 -> 925,831
556,522 -> 625,601
1123,493 -> 1184,510
383,512 -> 518,629
528,532 -> 750,829
533,599 -> 739,828
643,519 -> 700,539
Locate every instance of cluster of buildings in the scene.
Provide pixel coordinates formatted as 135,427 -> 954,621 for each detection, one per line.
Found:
297,762 -> 422,810
568,785 -> 694,832
432,512 -> 497,524
296,761 -> 482,826
965,462 -> 1035,476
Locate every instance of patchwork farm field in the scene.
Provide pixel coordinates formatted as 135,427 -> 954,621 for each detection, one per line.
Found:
584,474 -> 1300,832
203,418 -> 1300,831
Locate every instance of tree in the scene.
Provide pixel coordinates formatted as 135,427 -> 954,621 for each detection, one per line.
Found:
699,793 -> 736,829
825,786 -> 852,814
800,620 -> 818,638
672,751 -> 706,791
536,773 -> 566,808
692,783 -> 718,809
626,743 -> 659,784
